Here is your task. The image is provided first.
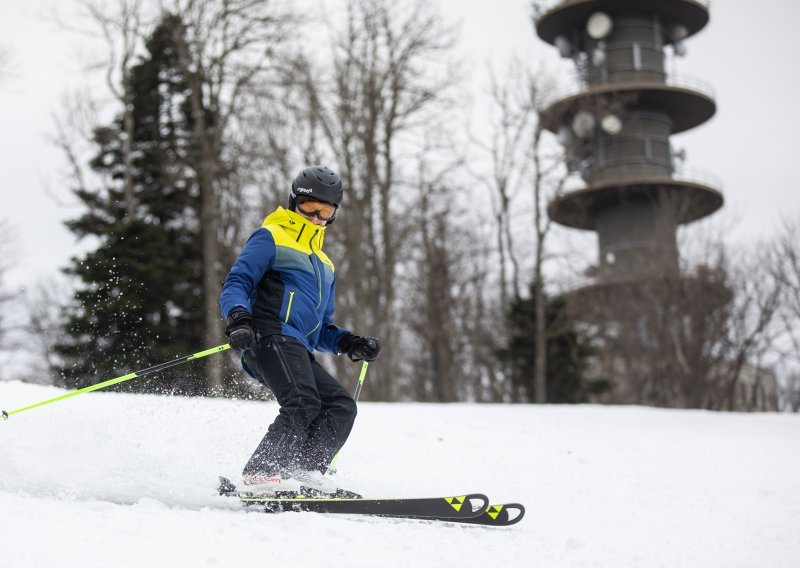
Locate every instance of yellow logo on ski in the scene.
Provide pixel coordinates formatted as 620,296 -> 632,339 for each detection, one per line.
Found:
487,505 -> 504,520
445,496 -> 466,511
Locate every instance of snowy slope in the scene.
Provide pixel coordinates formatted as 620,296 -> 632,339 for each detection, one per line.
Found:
1,380 -> 798,568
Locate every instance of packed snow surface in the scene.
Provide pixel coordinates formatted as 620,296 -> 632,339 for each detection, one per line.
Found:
1,380 -> 799,567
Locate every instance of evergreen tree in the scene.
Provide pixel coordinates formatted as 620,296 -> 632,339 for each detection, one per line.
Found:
57,14 -> 206,394
498,285 -> 610,403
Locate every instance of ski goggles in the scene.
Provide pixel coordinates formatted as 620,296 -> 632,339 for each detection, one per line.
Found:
296,196 -> 338,222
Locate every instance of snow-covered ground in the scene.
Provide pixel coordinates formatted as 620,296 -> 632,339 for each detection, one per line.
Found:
1,380 -> 798,568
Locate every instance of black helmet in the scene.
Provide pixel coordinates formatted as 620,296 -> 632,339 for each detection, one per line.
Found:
290,165 -> 343,207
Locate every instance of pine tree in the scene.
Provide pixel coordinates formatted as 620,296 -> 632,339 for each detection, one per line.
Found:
497,285 -> 610,403
56,14 -> 207,394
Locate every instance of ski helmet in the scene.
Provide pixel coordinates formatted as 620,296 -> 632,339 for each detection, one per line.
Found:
290,165 -> 343,209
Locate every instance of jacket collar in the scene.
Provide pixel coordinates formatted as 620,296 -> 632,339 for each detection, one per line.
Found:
262,206 -> 326,251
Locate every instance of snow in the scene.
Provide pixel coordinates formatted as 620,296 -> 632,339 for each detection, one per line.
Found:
1,380 -> 799,567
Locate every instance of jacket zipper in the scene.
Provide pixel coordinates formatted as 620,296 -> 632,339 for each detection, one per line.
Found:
305,228 -> 323,337
284,290 -> 295,323
310,229 -> 323,309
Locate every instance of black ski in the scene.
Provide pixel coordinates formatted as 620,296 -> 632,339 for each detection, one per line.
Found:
218,477 -> 525,526
444,503 -> 525,526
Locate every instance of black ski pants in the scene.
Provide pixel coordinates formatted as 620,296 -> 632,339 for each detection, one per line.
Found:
241,335 -> 357,476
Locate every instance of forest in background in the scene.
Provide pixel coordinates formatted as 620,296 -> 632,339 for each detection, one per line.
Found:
0,0 -> 798,411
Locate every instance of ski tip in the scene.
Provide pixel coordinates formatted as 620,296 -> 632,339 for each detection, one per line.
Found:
504,503 -> 525,525
487,503 -> 525,526
1,410 -> 8,421
467,493 -> 490,514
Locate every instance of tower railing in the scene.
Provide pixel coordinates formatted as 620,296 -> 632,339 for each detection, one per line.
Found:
542,72 -> 716,110
664,74 -> 716,100
558,165 -> 724,192
671,168 -> 724,192
532,0 -> 712,21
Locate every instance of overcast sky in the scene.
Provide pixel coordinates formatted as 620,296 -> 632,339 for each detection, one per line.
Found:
1,0 -> 799,294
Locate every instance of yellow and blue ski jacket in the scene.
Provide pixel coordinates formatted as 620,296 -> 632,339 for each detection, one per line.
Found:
220,207 -> 349,354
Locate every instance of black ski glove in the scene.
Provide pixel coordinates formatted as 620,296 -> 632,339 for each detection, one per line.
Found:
339,333 -> 381,362
225,309 -> 260,353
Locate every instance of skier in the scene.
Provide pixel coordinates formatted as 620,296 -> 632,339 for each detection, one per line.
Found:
219,165 -> 381,495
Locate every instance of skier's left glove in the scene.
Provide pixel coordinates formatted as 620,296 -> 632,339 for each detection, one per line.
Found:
225,309 -> 260,353
339,333 -> 381,362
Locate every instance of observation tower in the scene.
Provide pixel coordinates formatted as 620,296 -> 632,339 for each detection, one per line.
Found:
534,0 -> 722,316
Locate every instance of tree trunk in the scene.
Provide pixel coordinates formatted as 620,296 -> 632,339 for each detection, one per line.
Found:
532,126 -> 547,404
122,89 -> 136,219
199,157 -> 223,392
533,275 -> 547,403
174,26 -> 224,393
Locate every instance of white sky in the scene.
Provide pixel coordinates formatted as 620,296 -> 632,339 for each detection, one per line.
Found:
1,0 -> 799,293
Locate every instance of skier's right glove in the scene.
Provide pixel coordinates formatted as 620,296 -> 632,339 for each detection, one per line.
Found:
225,309 -> 260,353
339,333 -> 381,362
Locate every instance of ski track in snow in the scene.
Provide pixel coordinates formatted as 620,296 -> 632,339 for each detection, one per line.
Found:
1,381 -> 799,567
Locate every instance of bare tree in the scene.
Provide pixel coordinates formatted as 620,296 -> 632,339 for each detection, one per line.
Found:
710,253 -> 783,411
771,216 -> 800,362
400,145 -> 468,401
22,279 -> 74,385
456,256 -> 513,402
583,239 -> 784,410
472,61 -> 538,306
767,215 -> 800,410
160,0 -> 294,392
530,118 -> 569,403
473,61 -> 566,403
64,0 -> 154,220
285,0 -> 459,400
51,91 -> 103,199
783,372 -> 800,412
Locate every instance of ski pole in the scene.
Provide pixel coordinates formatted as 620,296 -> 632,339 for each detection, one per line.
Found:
325,360 -> 369,475
1,344 -> 231,421
352,360 -> 369,402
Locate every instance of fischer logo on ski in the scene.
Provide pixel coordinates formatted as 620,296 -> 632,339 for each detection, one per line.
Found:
487,505 -> 503,520
445,496 -> 466,512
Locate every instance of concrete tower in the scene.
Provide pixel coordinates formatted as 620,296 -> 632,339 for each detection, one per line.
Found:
533,1 -> 728,404
534,0 -> 722,309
